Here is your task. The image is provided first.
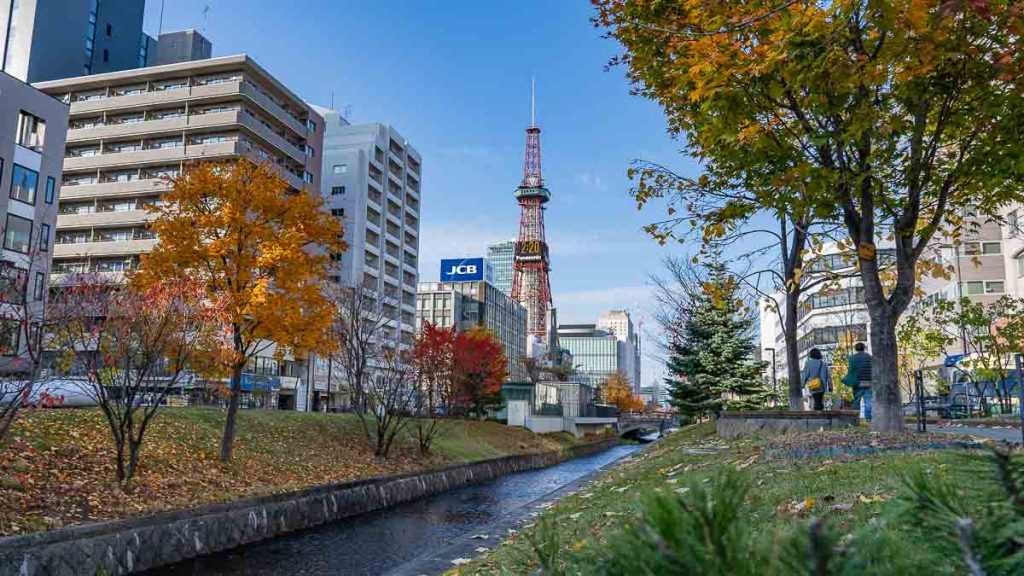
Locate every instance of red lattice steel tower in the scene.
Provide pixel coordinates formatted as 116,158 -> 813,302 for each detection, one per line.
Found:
511,85 -> 553,342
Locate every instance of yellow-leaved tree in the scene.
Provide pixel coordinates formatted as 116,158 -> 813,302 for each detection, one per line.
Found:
137,158 -> 345,463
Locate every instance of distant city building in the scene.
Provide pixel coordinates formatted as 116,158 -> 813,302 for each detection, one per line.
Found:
639,383 -> 670,409
314,106 -> 421,349
556,324 -> 622,389
1,0 -> 150,82
417,280 -> 527,381
598,309 -> 641,392
486,239 -> 514,295
0,70 -> 68,369
154,30 -> 212,66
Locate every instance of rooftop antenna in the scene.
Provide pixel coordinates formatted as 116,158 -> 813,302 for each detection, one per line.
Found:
531,76 -> 536,127
330,90 -> 335,110
158,0 -> 166,35
202,5 -> 210,33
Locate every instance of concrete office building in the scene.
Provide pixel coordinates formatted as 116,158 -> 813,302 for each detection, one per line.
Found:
556,324 -> 622,389
417,280 -> 527,381
1,0 -> 150,83
36,54 -> 323,277
36,54 -> 327,409
486,239 -> 514,296
314,106 -> 421,347
598,309 -> 641,392
0,70 -> 68,367
154,30 -> 212,67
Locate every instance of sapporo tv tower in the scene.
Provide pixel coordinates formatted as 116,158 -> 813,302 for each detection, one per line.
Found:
511,80 -> 553,344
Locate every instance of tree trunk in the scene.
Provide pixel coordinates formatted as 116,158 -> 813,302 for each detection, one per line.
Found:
784,292 -> 803,410
219,363 -> 243,463
124,439 -> 141,492
869,311 -> 903,432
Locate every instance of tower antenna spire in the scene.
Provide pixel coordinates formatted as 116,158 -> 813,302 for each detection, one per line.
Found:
531,77 -> 536,127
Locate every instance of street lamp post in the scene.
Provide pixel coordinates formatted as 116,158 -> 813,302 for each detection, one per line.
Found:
1016,353 -> 1023,445
765,348 -> 778,406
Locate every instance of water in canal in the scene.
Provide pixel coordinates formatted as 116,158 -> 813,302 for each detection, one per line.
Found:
147,444 -> 639,576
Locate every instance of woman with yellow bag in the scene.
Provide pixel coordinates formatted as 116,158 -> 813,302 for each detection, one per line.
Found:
801,348 -> 833,411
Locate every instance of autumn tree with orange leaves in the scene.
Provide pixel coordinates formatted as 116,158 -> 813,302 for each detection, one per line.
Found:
602,372 -> 645,414
453,326 -> 507,419
136,159 -> 344,463
596,0 -> 1024,431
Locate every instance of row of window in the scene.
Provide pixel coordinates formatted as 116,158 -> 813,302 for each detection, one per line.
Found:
797,324 -> 868,353
54,257 -> 137,274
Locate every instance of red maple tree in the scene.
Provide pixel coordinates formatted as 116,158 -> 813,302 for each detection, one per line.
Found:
452,326 -> 507,418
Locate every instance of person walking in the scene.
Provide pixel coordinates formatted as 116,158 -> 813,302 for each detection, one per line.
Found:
801,348 -> 833,411
844,342 -> 874,421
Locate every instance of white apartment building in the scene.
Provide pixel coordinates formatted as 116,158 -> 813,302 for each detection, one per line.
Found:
313,106 -> 421,348
0,70 -> 68,369
598,309 -> 642,392
761,224 -> 1010,384
35,54 -> 331,411
35,54 -> 323,279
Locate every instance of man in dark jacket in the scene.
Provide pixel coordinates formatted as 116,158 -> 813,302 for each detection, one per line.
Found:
847,342 -> 873,420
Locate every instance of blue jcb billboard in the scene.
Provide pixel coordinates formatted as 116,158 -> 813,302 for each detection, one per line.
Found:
440,257 -> 490,282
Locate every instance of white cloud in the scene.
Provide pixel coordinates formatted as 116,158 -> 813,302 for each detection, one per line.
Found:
417,220 -> 515,280
573,171 -> 609,193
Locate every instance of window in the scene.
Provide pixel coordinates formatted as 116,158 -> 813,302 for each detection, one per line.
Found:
16,111 -> 46,151
982,242 -> 1002,255
33,272 -> 44,301
986,281 -> 1005,294
332,164 -> 348,175
306,119 -> 316,132
331,208 -> 345,218
102,49 -> 109,62
10,164 -> 38,205
38,225 -> 50,252
1010,211 -> 1021,239
44,177 -> 55,204
964,281 -> 985,295
304,171 -> 314,184
1017,254 -> 1024,277
0,321 -> 18,356
105,23 -> 112,36
331,186 -> 345,196
3,215 -> 32,253
305,145 -> 315,157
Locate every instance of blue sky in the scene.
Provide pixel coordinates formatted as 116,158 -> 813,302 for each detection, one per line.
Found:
146,0 -> 692,385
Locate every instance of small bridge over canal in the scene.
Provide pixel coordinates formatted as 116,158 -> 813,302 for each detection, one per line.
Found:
617,414 -> 678,438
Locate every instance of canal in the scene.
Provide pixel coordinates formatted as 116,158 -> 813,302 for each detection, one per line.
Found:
145,443 -> 639,576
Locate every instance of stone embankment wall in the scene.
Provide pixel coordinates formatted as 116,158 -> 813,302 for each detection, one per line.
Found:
717,410 -> 859,438
0,439 -> 617,576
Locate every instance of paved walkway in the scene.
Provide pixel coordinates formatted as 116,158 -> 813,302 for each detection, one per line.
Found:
924,423 -> 1023,444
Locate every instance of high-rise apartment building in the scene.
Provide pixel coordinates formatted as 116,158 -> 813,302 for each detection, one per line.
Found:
417,280 -> 527,381
0,70 -> 68,368
35,55 -> 323,278
314,106 -> 421,347
1,0 -> 150,83
598,309 -> 641,392
486,239 -> 514,296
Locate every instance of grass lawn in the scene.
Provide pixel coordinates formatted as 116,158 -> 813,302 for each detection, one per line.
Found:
0,407 -> 594,536
461,424 -> 1006,575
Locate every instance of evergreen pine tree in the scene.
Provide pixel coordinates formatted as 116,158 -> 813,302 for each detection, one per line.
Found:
664,259 -> 766,418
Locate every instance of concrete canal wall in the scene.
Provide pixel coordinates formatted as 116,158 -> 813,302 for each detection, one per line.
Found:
717,410 -> 859,438
0,438 -> 618,576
